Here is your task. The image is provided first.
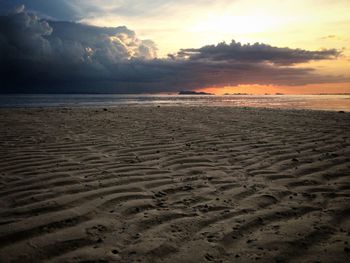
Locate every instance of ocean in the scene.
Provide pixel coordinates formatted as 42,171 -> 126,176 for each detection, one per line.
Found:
0,94 -> 349,111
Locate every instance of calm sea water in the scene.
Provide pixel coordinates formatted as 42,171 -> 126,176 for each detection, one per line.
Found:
0,94 -> 349,111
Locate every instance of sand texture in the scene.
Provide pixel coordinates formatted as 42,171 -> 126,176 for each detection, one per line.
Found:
0,106 -> 350,263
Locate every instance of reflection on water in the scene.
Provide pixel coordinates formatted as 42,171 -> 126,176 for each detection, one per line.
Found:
0,94 -> 349,111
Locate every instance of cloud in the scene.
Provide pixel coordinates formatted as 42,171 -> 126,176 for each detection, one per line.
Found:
0,0 -> 79,20
176,40 -> 340,65
61,0 -> 216,19
0,9 -> 347,93
0,0 -> 214,20
0,9 -> 157,62
320,34 -> 343,41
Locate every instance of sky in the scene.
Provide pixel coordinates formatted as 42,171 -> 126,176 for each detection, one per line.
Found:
0,0 -> 349,94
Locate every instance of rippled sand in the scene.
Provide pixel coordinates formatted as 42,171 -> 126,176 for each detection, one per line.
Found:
0,106 -> 349,263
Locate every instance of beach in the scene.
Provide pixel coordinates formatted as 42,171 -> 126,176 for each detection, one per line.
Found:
0,106 -> 349,263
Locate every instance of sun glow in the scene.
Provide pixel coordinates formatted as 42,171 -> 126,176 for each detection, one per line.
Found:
190,13 -> 281,35
199,83 -> 350,95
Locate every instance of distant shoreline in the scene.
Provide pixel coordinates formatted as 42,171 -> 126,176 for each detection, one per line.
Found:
178,90 -> 214,95
1,92 -> 349,96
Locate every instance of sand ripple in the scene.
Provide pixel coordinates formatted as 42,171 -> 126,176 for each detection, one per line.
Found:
0,106 -> 349,262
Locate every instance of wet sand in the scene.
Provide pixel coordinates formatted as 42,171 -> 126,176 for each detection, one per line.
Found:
0,106 -> 349,263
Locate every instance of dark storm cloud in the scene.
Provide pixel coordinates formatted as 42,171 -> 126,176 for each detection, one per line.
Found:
0,9 -> 346,93
0,0 -> 79,20
177,41 -> 340,65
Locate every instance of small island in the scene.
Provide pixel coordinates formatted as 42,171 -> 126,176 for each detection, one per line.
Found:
224,93 -> 251,95
178,90 -> 214,95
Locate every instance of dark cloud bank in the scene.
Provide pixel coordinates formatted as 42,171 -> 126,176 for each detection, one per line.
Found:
0,9 -> 345,93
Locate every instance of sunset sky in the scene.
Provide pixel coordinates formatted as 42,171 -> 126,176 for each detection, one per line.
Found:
0,0 -> 349,94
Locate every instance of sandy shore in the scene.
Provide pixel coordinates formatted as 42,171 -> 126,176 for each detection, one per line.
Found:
0,106 -> 349,263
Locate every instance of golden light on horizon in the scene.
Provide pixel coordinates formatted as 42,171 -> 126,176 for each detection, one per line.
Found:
199,82 -> 350,95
